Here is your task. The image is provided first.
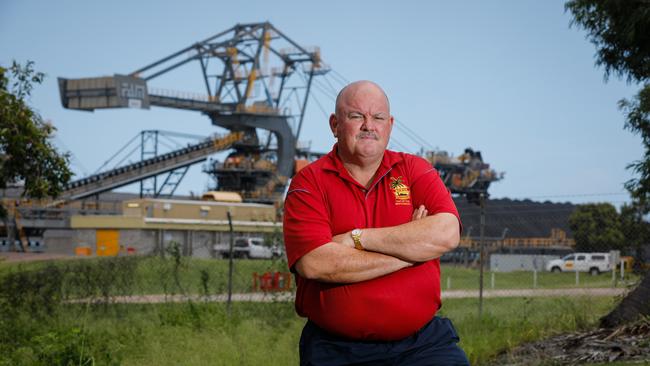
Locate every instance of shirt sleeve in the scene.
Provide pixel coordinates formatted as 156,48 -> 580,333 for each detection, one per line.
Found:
283,169 -> 333,269
407,155 -> 462,232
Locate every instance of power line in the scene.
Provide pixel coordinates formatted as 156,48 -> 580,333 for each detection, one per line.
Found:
389,137 -> 412,153
313,77 -> 337,100
329,69 -> 350,85
309,88 -> 332,120
393,118 -> 435,151
505,192 -> 629,199
321,73 -> 341,95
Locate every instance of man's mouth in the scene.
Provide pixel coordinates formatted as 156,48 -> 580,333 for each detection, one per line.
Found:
356,132 -> 378,140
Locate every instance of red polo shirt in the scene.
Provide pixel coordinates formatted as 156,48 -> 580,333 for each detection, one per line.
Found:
283,145 -> 460,341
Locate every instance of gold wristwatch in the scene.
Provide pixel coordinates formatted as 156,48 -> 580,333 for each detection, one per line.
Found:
351,228 -> 364,250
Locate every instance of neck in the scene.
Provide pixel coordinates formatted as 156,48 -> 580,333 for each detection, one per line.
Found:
338,150 -> 384,189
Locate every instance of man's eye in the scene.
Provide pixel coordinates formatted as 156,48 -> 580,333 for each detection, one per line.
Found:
374,115 -> 387,121
349,114 -> 363,119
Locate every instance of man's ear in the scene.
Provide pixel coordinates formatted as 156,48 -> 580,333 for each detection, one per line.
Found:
329,113 -> 338,138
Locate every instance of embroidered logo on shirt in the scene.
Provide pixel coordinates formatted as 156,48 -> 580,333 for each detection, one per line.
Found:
390,176 -> 411,205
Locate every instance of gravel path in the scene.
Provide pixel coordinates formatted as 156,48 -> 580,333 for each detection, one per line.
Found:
66,287 -> 629,304
442,287 -> 628,298
0,252 -> 74,263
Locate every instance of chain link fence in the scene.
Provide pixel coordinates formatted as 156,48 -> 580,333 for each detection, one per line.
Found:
445,199 -> 649,299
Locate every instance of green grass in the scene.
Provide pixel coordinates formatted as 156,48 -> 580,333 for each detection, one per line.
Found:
1,258 -> 636,298
0,256 -> 291,297
130,256 -> 289,294
0,296 -> 621,365
0,302 -> 303,366
0,257 -> 643,365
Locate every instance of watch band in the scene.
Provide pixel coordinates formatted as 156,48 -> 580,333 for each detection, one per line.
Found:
351,229 -> 364,250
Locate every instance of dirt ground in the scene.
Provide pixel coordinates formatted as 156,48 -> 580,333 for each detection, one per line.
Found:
491,318 -> 650,365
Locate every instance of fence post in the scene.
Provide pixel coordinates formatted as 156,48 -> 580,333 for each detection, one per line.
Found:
620,260 -> 625,281
491,272 -> 495,289
227,210 -> 234,316
158,229 -> 164,258
575,268 -> 579,286
478,194 -> 486,319
533,269 -> 537,289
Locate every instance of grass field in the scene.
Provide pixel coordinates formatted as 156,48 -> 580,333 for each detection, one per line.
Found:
0,296 -> 620,365
0,256 -> 636,296
0,256 -> 640,365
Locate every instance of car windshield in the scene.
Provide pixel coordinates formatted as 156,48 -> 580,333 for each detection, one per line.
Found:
234,239 -> 248,247
563,254 -> 575,261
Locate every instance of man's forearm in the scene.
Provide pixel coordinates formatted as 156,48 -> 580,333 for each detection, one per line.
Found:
351,212 -> 460,262
294,242 -> 412,283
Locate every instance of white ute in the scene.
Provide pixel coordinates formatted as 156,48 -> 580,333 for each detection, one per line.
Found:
545,252 -> 613,275
213,237 -> 281,259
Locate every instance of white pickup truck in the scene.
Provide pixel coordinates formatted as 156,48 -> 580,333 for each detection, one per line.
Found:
213,237 -> 282,259
545,252 -> 613,275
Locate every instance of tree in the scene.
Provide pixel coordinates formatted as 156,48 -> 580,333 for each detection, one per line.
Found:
568,203 -> 624,252
566,0 -> 650,328
619,202 -> 650,263
566,0 -> 650,83
620,86 -> 650,209
0,61 -> 72,218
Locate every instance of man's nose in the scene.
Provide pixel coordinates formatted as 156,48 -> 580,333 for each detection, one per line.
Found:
360,116 -> 376,131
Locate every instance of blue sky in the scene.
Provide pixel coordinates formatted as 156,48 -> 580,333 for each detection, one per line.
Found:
0,0 -> 643,205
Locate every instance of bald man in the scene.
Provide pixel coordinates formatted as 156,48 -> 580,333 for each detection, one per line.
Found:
283,81 -> 469,365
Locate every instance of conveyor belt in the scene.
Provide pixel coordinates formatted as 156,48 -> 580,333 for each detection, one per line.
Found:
62,132 -> 243,201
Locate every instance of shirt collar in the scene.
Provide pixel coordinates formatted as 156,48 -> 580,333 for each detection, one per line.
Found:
323,143 -> 404,187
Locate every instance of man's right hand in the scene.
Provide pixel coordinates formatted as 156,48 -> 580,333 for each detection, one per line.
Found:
331,205 -> 428,249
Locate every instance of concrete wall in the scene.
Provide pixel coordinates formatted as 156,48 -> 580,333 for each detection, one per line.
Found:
120,229 -> 157,255
191,231 -> 214,259
123,198 -> 277,222
43,229 -> 77,254
42,227 -> 265,258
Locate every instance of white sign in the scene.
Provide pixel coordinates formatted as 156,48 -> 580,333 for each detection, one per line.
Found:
128,98 -> 142,108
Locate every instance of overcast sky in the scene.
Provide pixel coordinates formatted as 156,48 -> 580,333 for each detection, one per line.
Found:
0,0 -> 643,206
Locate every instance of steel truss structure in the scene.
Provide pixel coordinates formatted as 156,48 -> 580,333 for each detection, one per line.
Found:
59,22 -> 329,201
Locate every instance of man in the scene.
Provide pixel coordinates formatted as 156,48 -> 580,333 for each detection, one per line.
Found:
283,81 -> 469,365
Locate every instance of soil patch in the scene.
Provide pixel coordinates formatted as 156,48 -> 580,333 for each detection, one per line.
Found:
492,318 -> 650,365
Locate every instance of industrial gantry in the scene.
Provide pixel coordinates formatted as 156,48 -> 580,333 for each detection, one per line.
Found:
59,22 -> 328,202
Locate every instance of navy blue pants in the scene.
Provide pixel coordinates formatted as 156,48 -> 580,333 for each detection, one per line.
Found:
299,316 -> 470,365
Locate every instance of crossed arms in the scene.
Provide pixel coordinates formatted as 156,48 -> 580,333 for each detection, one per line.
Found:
294,205 -> 460,284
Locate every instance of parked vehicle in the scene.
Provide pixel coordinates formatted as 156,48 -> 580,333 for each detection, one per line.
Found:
545,252 -> 613,275
213,237 -> 281,259
440,248 -> 480,264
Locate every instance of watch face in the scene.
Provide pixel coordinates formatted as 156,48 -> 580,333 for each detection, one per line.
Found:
352,229 -> 361,236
